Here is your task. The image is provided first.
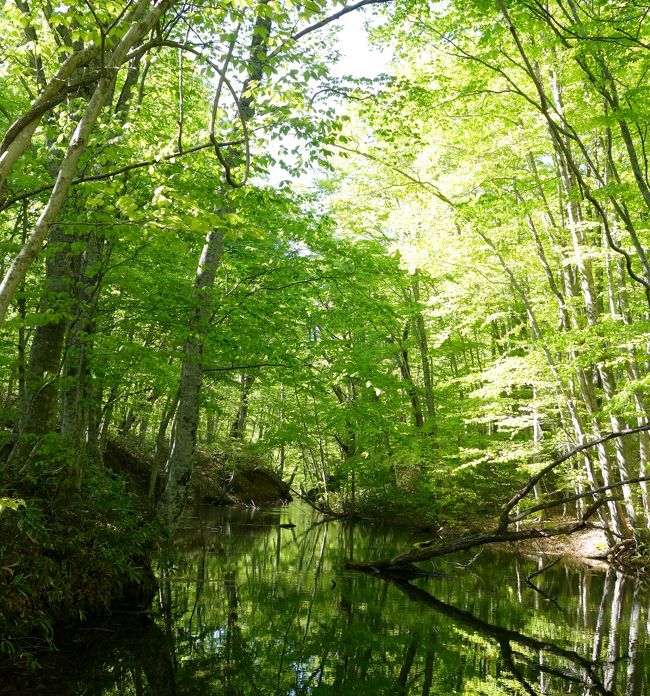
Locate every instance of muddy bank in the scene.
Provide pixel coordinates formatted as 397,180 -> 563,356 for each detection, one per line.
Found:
509,528 -> 610,568
105,439 -> 291,508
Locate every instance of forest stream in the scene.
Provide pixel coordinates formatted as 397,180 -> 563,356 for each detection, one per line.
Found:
6,0 -> 650,693
4,502 -> 649,696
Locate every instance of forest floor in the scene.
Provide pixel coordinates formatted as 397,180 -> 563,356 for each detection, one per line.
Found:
514,527 -> 609,563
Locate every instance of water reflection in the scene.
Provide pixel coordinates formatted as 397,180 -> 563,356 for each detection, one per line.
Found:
1,612 -> 175,696
3,502 -> 649,695
392,579 -> 612,695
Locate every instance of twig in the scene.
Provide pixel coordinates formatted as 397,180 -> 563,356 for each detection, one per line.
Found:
526,557 -> 560,581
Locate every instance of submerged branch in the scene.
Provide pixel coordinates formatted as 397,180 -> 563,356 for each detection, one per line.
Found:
392,581 -> 613,695
346,424 -> 650,573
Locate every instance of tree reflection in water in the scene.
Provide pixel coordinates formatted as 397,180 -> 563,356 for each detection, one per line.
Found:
1,612 -> 176,696
3,503 -> 648,695
391,578 -> 615,695
161,504 -> 649,695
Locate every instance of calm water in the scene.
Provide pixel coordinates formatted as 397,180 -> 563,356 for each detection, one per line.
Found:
5,502 -> 650,695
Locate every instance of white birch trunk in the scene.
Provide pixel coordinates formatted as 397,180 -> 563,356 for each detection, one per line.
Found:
0,0 -> 174,324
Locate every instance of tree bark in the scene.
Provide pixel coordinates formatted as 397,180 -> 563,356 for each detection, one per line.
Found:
395,323 -> 424,428
0,0 -> 174,323
158,229 -> 225,522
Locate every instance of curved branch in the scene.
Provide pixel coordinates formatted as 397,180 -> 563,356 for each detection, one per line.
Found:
498,422 -> 650,531
160,39 -> 250,189
334,143 -> 456,207
0,138 -> 246,212
512,476 -> 650,523
0,44 -> 99,152
346,423 -> 650,572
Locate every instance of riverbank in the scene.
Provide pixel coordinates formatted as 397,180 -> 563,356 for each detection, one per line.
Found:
0,437 -> 291,667
0,429 -> 641,670
515,527 -> 609,559
0,451 -> 161,665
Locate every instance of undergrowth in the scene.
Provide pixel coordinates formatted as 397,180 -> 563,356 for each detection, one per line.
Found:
0,436 -> 164,666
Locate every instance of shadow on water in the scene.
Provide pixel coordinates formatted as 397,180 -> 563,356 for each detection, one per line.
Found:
1,612 -> 175,696
2,502 -> 648,695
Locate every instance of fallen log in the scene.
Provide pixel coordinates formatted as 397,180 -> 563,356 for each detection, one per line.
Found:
345,515 -> 606,572
346,423 -> 650,574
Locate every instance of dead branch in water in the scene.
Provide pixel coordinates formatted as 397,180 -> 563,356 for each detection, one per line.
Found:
346,423 -> 650,573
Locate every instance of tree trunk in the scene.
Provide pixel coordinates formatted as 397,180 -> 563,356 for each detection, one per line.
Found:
0,0 -> 174,323
149,388 -> 180,504
229,373 -> 255,440
411,273 -> 436,432
7,223 -> 72,466
158,229 -> 224,522
395,323 -> 424,429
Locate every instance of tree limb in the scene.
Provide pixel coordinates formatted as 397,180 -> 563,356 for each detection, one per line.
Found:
203,361 -> 313,373
498,422 -> 650,531
511,476 -> 650,523
0,138 -> 245,212
268,0 -> 394,60
346,424 -> 650,572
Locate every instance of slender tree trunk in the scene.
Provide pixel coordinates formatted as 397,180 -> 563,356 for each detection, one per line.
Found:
158,6 -> 274,522
158,229 -> 224,522
204,411 -> 217,445
60,231 -> 105,485
396,323 -> 424,428
99,385 -> 118,451
412,273 -> 436,432
229,373 -> 255,440
149,388 -> 180,504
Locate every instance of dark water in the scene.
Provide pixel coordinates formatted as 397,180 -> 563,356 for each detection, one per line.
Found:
5,502 -> 650,695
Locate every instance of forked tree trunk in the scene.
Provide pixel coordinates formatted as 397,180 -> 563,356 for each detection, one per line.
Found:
149,388 -> 180,504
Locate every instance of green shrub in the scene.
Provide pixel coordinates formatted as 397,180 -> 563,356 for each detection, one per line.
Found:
0,436 -> 163,664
